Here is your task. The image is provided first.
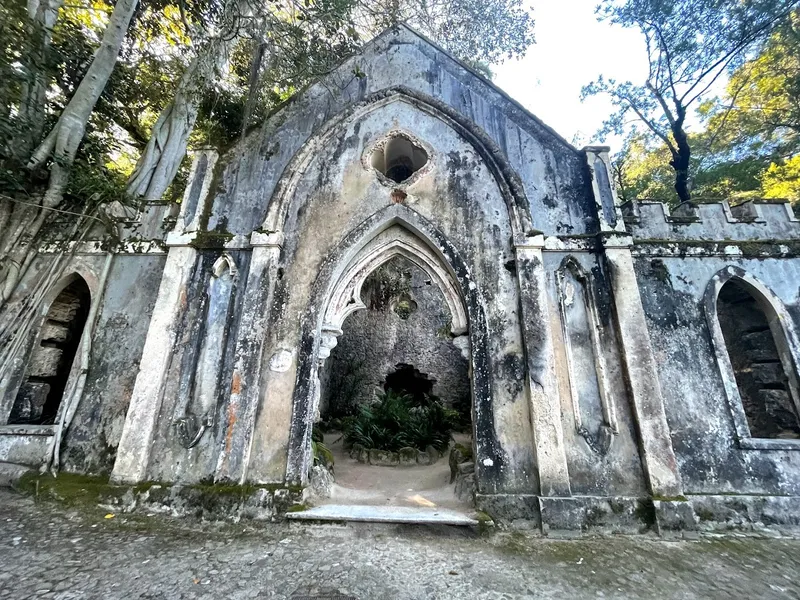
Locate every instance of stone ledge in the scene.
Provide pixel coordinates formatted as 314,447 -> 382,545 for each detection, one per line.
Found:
13,473 -> 305,522
0,425 -> 55,436
476,494 -> 702,536
538,496 -> 655,536
689,494 -> 800,532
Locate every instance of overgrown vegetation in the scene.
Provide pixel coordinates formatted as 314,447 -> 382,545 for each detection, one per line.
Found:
0,0 -> 536,310
343,389 -> 459,453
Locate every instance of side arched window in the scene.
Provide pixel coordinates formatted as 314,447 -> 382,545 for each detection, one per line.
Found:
716,279 -> 800,440
9,276 -> 91,425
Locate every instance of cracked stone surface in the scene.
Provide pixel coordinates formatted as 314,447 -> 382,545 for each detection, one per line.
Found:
2,489 -> 800,599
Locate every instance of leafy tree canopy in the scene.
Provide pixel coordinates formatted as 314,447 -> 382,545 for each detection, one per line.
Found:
612,9 -> 800,204
584,0 -> 798,202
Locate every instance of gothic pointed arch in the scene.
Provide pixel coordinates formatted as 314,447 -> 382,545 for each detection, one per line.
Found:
284,203 -> 507,488
261,87 -> 534,237
8,274 -> 92,425
555,256 -> 617,455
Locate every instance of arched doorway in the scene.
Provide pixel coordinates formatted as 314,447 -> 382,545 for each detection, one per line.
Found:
9,276 -> 91,425
316,254 -> 473,507
285,206 -> 506,499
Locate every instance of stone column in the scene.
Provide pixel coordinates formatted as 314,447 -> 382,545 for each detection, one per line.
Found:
111,239 -> 198,484
515,234 -> 571,497
214,232 -> 284,484
603,233 -> 683,497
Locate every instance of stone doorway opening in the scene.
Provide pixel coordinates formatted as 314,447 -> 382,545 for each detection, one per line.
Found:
314,256 -> 474,511
9,276 -> 91,425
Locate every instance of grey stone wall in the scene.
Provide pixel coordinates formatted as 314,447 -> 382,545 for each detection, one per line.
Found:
633,254 -> 800,496
62,254 -> 166,474
205,26 -> 594,240
542,251 -> 648,497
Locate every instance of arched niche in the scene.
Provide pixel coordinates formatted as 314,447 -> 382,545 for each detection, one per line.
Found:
174,253 -> 238,450
8,274 -> 91,425
704,267 -> 800,449
284,204 -> 506,488
555,257 -> 617,455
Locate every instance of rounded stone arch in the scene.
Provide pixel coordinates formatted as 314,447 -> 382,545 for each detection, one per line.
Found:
704,266 -> 800,446
284,203 -> 507,488
261,86 -> 534,237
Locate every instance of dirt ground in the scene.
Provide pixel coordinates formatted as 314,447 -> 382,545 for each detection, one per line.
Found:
320,432 -> 473,512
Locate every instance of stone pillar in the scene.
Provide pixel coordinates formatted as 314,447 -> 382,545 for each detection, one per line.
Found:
111,240 -> 198,484
583,146 -> 626,234
514,234 -> 571,497
603,233 -> 683,498
214,231 -> 284,484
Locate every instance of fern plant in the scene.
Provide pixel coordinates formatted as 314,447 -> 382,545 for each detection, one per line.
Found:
343,390 -> 458,453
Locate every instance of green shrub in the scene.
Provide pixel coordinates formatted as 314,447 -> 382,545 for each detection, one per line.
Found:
343,390 -> 459,453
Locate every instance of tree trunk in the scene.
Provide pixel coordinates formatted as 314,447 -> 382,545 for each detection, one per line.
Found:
126,0 -> 251,202
669,112 -> 692,203
17,0 -> 64,160
27,0 -> 139,178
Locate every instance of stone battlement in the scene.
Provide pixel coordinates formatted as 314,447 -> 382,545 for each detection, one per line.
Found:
621,199 -> 800,242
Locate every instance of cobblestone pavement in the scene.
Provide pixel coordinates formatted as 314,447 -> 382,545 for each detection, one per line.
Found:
2,489 -> 800,599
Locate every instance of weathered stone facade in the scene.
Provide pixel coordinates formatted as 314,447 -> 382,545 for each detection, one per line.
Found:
2,25 -> 800,531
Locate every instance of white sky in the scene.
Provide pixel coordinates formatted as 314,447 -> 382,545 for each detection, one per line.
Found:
493,0 -> 651,152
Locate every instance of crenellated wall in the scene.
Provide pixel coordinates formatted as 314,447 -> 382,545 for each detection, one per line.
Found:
623,199 -> 800,242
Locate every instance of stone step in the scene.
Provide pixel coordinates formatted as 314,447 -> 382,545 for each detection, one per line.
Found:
286,504 -> 479,526
0,462 -> 34,488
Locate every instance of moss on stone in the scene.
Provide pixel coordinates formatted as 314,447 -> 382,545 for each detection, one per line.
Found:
189,230 -> 234,249
16,472 -> 126,509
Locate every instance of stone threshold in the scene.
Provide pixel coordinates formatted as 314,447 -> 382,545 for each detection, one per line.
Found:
0,425 -> 55,436
286,504 -> 479,526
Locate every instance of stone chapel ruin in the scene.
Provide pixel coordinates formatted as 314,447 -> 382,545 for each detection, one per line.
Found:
2,25 -> 800,531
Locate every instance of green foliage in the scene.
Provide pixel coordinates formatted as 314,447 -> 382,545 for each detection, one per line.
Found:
608,7 -> 800,205
343,390 -> 458,453
585,0 -> 797,201
762,154 -> 800,199
311,440 -> 335,470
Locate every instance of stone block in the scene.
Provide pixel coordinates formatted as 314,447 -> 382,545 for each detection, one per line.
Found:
457,461 -> 474,475
40,321 -> 70,343
476,493 -> 541,527
416,450 -> 430,465
398,447 -> 418,466
654,500 -> 698,535
368,449 -> 398,466
309,465 -> 333,498
740,331 -> 779,362
9,382 -> 50,423
758,389 -> 800,431
454,472 -> 474,502
751,363 -> 785,386
27,346 -> 63,378
538,496 -> 654,534
425,445 -> 439,465
47,297 -> 82,323
349,443 -> 364,460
